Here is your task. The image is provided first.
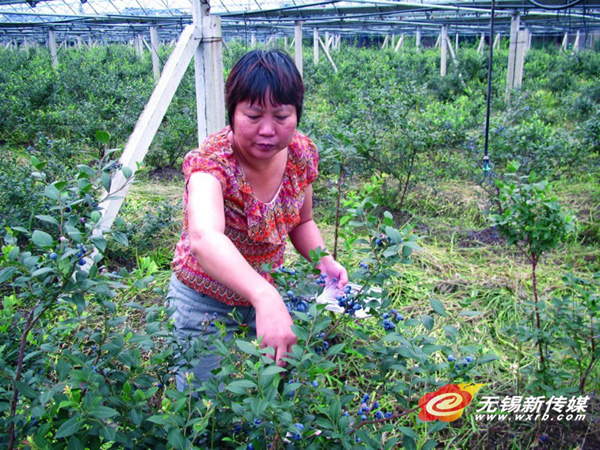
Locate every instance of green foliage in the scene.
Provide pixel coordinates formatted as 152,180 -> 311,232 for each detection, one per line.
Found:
490,162 -> 576,260
490,162 -> 578,394
0,151 -> 496,449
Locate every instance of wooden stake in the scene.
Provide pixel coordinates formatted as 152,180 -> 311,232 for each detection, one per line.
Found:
440,26 -> 448,76
295,21 -> 303,78
97,23 -> 203,234
313,28 -> 319,65
506,13 -> 520,96
318,36 -> 338,72
150,26 -> 161,82
48,29 -> 58,69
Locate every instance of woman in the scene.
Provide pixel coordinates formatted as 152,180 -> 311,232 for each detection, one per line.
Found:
168,49 -> 347,389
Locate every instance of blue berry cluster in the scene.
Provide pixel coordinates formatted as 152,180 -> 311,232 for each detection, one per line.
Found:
314,332 -> 329,355
356,394 -> 393,422
336,284 -> 362,316
75,243 -> 87,266
276,266 -> 296,276
450,354 -> 475,368
375,233 -> 398,246
200,312 -> 219,328
315,273 -> 327,286
290,423 -> 304,441
382,309 -> 404,331
285,290 -> 309,313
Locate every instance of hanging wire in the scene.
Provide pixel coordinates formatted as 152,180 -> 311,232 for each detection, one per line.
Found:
482,0 -> 496,174
525,0 -> 586,10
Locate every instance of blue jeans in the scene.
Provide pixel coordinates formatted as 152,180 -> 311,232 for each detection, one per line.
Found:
166,274 -> 257,391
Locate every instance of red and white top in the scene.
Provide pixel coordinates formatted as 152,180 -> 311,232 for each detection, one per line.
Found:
172,126 -> 319,306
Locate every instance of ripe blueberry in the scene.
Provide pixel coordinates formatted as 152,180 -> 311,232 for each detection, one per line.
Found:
49,252 -> 58,260
375,411 -> 383,420
311,380 -> 319,388
465,356 -> 474,363
78,259 -> 86,266
447,355 -> 455,362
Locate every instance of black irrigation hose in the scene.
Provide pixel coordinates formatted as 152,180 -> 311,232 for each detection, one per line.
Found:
483,0 -> 496,174
525,0 -> 586,10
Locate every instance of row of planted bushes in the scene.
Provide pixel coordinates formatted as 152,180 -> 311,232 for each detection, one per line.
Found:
1,141 -> 597,449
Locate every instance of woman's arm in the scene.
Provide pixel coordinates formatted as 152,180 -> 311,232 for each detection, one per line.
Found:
288,184 -> 348,289
187,172 -> 297,365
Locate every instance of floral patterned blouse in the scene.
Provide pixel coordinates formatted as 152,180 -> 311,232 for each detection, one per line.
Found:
172,126 -> 319,306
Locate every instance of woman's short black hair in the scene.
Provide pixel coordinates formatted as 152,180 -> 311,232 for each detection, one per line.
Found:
225,49 -> 304,129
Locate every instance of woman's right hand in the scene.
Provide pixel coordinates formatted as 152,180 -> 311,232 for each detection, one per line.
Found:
253,292 -> 297,367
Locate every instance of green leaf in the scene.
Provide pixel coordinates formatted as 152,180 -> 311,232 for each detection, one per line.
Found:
168,428 -> 188,450
421,315 -> 434,331
428,421 -> 448,433
478,352 -> 500,364
402,434 -> 417,450
443,325 -> 459,339
101,172 -> 112,192
147,414 -> 172,425
15,381 -> 38,399
399,427 -> 418,439
35,215 -> 59,226
260,365 -> 287,377
326,343 -> 346,356
95,130 -> 111,144
32,230 -> 54,248
99,425 -> 116,442
422,439 -> 439,450
44,184 -> 60,201
507,161 -> 521,173
429,298 -> 446,316
235,339 -> 259,356
67,436 -> 83,450
0,267 -> 17,284
89,405 -> 119,420
112,231 -> 128,247
55,415 -> 82,439
92,236 -> 107,253
225,380 -> 257,394
122,166 -> 133,179
64,226 -> 83,243
32,267 -> 56,278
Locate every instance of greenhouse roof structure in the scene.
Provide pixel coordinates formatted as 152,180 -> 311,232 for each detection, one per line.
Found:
1,0 -> 600,43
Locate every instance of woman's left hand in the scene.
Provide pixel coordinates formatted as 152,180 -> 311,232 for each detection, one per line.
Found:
316,258 -> 349,290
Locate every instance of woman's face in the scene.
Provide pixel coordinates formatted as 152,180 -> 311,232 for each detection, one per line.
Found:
231,98 -> 297,162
